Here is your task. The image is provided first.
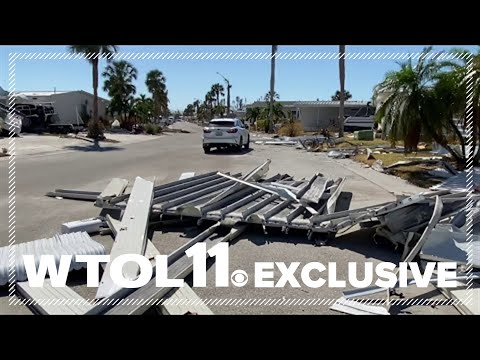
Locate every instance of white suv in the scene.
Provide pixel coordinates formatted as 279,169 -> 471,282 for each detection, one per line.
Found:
202,118 -> 250,153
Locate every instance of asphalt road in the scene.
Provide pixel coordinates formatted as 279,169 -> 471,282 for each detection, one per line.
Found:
0,122 -> 458,315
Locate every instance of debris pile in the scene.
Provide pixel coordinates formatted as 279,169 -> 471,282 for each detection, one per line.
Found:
2,159 -> 478,315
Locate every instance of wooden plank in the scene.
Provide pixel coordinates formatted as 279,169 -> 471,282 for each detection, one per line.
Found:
96,177 -> 154,299
17,279 -> 94,315
88,224 -> 247,315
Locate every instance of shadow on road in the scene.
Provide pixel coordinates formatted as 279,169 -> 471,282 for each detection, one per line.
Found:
236,224 -> 399,264
205,148 -> 253,155
63,140 -> 124,152
334,228 -> 400,263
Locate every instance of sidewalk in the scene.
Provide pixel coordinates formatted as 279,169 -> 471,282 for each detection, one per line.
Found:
0,132 -> 163,158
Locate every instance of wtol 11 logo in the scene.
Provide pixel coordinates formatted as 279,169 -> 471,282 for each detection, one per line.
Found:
22,242 -> 459,290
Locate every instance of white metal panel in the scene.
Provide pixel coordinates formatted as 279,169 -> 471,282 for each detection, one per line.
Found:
0,232 -> 105,286
96,177 -> 154,299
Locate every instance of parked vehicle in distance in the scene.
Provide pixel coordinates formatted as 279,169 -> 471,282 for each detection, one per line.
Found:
343,103 -> 376,132
343,116 -> 374,132
202,118 -> 250,153
0,103 -> 23,136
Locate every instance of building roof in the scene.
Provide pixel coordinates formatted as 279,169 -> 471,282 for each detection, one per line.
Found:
247,100 -> 370,108
18,91 -> 69,96
17,90 -> 110,103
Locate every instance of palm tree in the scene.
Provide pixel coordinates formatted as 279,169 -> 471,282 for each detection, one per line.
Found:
262,102 -> 285,124
134,94 -> 154,123
436,48 -> 480,164
375,47 -> 443,153
68,45 -> 118,138
102,60 -> 138,124
268,45 -> 278,133
214,105 -> 226,116
146,70 -> 169,117
264,91 -> 280,102
246,107 -> 262,125
205,90 -> 216,119
211,83 -> 225,107
184,104 -> 195,117
331,90 -> 352,101
193,99 -> 200,114
338,45 -> 346,137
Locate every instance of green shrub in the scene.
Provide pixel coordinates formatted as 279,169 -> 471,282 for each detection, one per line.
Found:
255,119 -> 267,132
279,121 -> 304,137
145,123 -> 162,135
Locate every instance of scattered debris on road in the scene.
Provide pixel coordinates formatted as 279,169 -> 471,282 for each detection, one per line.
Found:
2,159 -> 478,315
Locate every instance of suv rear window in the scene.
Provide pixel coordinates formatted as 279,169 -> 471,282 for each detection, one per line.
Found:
209,120 -> 235,127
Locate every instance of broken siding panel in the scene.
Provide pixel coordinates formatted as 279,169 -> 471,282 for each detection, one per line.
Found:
0,232 -> 105,286
61,218 -> 105,234
96,177 -> 154,299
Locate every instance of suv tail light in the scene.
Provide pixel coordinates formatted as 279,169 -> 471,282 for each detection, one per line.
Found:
203,127 -> 211,133
227,128 -> 238,133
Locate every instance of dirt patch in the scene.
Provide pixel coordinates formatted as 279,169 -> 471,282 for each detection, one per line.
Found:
354,153 -> 450,188
388,165 -> 445,188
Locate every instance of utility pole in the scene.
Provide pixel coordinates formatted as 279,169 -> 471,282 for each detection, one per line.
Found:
217,72 -> 231,115
269,45 -> 278,133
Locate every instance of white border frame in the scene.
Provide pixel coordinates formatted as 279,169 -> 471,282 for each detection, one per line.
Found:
6,50 -> 475,309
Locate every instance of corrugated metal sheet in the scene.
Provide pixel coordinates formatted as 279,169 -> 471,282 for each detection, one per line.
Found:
431,171 -> 480,192
102,172 -> 348,236
0,231 -> 105,286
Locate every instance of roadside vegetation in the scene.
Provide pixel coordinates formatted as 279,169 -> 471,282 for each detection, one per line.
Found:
68,45 -> 172,138
374,46 -> 480,168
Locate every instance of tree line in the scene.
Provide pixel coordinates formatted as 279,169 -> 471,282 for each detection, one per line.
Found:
374,46 -> 480,167
69,45 -> 480,167
182,84 -> 247,120
68,45 -> 169,136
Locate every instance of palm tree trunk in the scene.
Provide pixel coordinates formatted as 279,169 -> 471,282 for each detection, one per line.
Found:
92,58 -> 99,124
338,45 -> 346,138
227,85 -> 231,115
87,58 -> 103,139
269,45 -> 277,134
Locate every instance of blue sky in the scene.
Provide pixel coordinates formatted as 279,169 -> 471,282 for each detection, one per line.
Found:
0,45 -> 478,111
